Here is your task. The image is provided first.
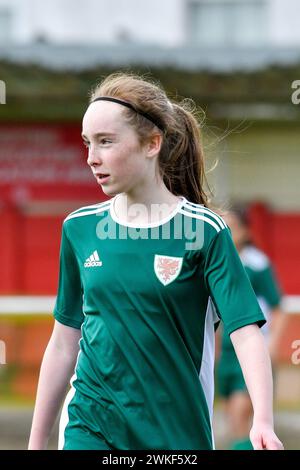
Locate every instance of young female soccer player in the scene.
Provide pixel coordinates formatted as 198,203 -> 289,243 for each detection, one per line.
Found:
28,73 -> 283,450
216,206 -> 285,450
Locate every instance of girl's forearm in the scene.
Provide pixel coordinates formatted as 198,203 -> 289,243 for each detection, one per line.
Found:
230,324 -> 274,426
28,339 -> 78,449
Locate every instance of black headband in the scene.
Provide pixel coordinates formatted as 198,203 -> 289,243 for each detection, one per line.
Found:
91,96 -> 164,132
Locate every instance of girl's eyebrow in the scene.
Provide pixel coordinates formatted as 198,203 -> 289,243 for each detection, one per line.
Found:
81,132 -> 116,140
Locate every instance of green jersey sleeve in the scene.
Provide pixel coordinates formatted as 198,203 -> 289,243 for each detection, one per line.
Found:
253,264 -> 282,308
53,222 -> 84,329
204,228 -> 266,336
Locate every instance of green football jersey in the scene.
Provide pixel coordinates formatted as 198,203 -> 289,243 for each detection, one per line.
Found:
54,194 -> 265,450
221,245 -> 282,351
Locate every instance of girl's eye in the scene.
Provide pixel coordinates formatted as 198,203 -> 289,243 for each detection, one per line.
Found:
82,139 -> 112,147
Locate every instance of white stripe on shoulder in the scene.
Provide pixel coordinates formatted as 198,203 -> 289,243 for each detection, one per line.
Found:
67,200 -> 111,218
183,201 -> 227,230
179,208 -> 222,233
64,202 -> 111,222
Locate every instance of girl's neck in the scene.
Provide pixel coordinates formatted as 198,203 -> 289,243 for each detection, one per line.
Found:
113,187 -> 183,226
120,182 -> 180,207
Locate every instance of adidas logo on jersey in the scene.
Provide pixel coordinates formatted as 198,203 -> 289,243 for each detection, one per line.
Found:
84,250 -> 102,268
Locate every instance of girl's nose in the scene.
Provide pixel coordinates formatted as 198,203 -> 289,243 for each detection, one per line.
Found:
87,147 -> 102,167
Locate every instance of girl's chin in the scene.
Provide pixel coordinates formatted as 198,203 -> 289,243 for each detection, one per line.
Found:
100,186 -> 118,197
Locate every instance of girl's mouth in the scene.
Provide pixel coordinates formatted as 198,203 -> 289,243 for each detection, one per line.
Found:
96,174 -> 110,184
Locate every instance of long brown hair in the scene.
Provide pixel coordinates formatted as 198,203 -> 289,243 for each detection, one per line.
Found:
90,72 -> 212,206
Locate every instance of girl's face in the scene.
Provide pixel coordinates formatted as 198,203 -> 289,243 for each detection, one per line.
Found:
82,101 -> 152,197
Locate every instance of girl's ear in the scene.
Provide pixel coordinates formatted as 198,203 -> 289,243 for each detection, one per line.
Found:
145,133 -> 163,159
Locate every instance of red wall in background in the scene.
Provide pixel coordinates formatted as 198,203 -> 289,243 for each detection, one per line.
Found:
0,123 -> 107,294
0,123 -> 101,204
0,209 -> 63,294
249,203 -> 300,295
273,214 -> 300,294
0,124 -> 299,295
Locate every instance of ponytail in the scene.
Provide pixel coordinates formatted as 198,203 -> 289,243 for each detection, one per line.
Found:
159,101 -> 210,206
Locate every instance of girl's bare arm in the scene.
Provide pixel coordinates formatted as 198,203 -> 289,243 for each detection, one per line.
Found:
28,320 -> 81,450
230,323 -> 284,450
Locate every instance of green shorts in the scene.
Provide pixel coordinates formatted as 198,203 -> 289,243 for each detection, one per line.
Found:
216,351 -> 247,399
59,388 -> 113,450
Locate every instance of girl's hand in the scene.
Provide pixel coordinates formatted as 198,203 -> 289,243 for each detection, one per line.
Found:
250,424 -> 284,450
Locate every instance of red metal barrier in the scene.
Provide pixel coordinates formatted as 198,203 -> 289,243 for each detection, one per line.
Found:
249,203 -> 300,294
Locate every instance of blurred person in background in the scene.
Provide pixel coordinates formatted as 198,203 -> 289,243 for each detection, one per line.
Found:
216,204 -> 285,450
28,72 -> 283,450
